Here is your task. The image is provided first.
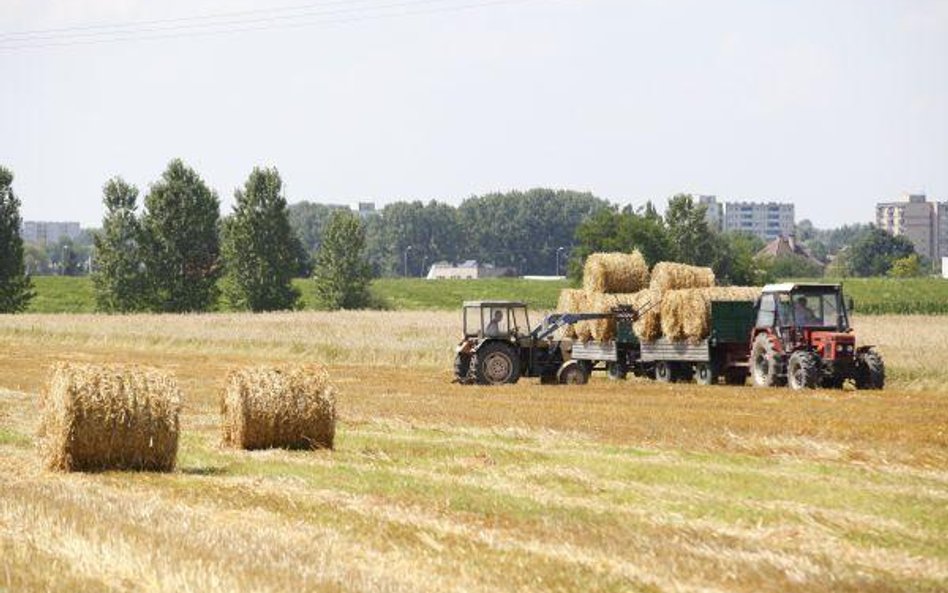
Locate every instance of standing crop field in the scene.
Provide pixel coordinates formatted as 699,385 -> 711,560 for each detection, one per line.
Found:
0,311 -> 946,592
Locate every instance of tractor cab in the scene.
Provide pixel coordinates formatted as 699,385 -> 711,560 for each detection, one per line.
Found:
462,301 -> 531,340
751,283 -> 883,390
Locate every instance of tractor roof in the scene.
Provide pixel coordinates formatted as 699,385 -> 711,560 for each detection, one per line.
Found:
463,300 -> 527,308
761,282 -> 841,293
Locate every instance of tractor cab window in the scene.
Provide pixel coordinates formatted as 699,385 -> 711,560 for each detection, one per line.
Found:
776,294 -> 793,326
756,294 -> 776,328
790,291 -> 841,328
510,306 -> 529,338
483,307 -> 509,337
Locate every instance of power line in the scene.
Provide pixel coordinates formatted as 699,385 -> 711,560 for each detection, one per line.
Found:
0,0 -> 535,51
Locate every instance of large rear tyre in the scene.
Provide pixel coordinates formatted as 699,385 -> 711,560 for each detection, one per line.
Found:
751,334 -> 784,388
473,342 -> 521,385
558,361 -> 589,385
787,350 -> 821,390
855,350 -> 885,390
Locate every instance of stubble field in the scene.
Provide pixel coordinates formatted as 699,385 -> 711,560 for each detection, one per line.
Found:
0,312 -> 946,593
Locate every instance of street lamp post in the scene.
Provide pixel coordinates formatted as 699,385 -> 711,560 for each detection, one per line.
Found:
403,245 -> 413,277
555,246 -> 565,276
421,255 -> 428,278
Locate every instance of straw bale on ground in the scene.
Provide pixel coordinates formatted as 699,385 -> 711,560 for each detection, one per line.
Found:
582,251 -> 649,294
221,364 -> 336,450
649,262 -> 716,292
40,362 -> 181,472
660,287 -> 762,343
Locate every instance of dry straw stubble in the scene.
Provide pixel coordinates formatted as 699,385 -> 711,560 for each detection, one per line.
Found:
582,251 -> 649,294
40,362 -> 181,472
221,364 -> 336,450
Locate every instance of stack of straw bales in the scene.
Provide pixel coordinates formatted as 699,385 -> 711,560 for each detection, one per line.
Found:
556,289 -> 588,339
649,262 -> 716,292
221,364 -> 336,450
40,362 -> 181,472
660,287 -> 762,343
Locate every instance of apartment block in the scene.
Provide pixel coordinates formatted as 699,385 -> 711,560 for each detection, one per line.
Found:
875,194 -> 938,261
20,221 -> 82,245
723,201 -> 795,241
697,195 -> 723,232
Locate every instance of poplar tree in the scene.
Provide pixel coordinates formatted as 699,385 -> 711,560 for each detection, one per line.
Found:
221,167 -> 301,311
0,166 -> 34,312
92,177 -> 146,312
312,210 -> 372,310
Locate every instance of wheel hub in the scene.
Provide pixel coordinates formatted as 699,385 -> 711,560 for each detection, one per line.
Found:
484,352 -> 511,383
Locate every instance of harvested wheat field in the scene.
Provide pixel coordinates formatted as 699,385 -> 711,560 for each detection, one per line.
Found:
1,311 -> 947,593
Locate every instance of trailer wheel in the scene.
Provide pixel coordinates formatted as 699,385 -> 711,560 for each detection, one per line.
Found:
655,361 -> 673,383
558,361 -> 589,385
751,334 -> 783,388
855,350 -> 885,390
607,362 -> 628,381
473,342 -> 520,385
694,362 -> 715,386
787,350 -> 820,390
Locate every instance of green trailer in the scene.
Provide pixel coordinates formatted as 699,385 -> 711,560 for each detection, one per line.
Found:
639,300 -> 757,385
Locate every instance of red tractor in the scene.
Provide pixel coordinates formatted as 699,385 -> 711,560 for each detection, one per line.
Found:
750,283 -> 884,390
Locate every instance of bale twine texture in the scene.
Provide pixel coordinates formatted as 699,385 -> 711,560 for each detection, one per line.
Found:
582,251 -> 649,294
40,362 -> 181,472
221,364 -> 336,451
649,262 -> 716,292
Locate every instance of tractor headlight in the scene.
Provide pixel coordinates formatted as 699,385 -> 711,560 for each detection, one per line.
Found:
836,344 -> 844,352
846,345 -> 854,353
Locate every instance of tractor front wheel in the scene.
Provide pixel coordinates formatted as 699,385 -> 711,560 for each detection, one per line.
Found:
607,362 -> 628,381
855,350 -> 885,390
473,342 -> 521,385
558,361 -> 589,385
787,350 -> 821,390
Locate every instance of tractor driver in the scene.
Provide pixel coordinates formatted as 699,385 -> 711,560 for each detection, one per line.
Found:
793,296 -> 818,326
485,310 -> 504,337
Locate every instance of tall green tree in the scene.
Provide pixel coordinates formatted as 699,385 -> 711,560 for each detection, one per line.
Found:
92,177 -> 146,312
365,200 -> 460,277
570,204 -> 674,281
847,227 -> 917,277
0,166 -> 34,312
664,194 -> 716,266
140,159 -> 221,312
312,210 -> 372,310
221,167 -> 301,311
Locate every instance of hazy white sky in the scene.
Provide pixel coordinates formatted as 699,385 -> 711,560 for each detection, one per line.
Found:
2,0 -> 946,228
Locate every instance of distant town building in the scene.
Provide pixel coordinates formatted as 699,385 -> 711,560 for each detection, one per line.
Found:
426,260 -> 516,280
724,201 -> 795,241
756,235 -> 823,268
697,195 -> 723,232
357,202 -> 377,218
20,221 -> 82,245
875,193 -> 941,262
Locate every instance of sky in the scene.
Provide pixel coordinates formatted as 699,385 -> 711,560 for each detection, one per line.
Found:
1,0 -> 946,228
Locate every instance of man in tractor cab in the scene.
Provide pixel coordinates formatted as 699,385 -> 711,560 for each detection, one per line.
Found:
793,296 -> 818,326
485,310 -> 504,337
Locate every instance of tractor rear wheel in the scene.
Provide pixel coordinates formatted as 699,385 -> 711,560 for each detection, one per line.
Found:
454,352 -> 472,383
855,350 -> 885,390
751,334 -> 784,388
558,361 -> 589,385
787,350 -> 821,390
473,342 -> 520,385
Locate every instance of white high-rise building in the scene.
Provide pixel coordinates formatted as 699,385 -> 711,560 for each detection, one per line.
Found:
20,221 -> 82,245
697,195 -> 723,232
723,202 -> 795,241
875,193 -> 948,272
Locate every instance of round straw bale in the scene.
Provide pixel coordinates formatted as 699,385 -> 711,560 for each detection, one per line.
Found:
556,289 -> 587,339
221,364 -> 336,451
582,251 -> 649,294
40,362 -> 181,473
649,262 -> 716,292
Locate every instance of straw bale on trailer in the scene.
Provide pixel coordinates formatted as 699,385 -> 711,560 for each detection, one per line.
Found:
661,287 -> 762,343
40,362 -> 181,472
556,289 -> 587,339
649,262 -> 715,292
221,364 -> 336,450
582,251 -> 649,294
631,288 -> 663,342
